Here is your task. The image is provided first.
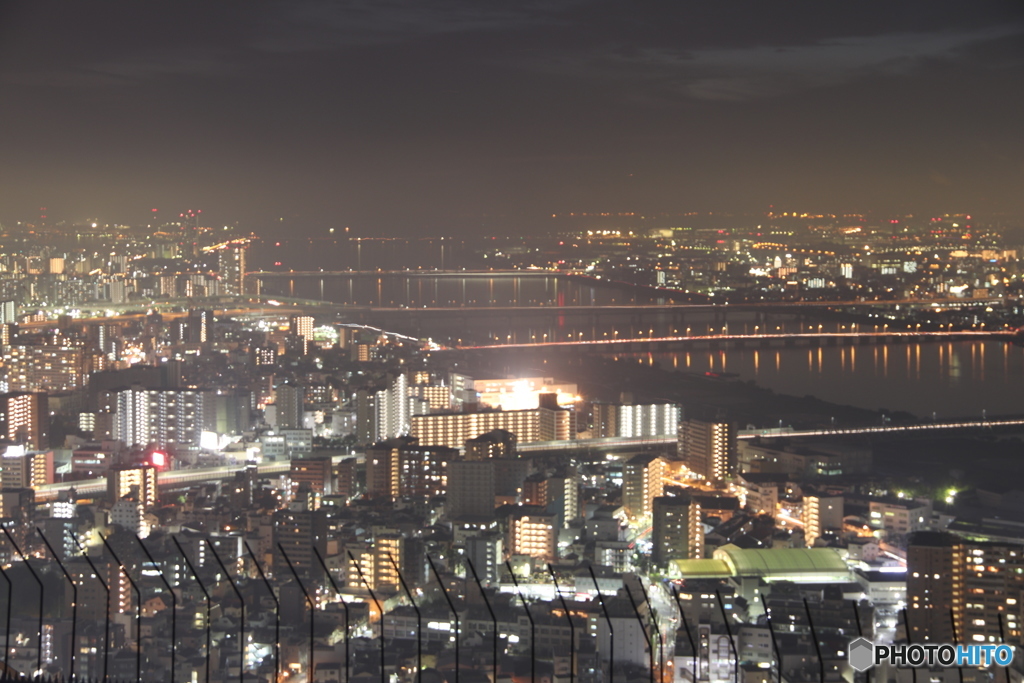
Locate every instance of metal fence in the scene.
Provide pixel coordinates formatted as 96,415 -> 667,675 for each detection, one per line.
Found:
0,525 -> 1009,683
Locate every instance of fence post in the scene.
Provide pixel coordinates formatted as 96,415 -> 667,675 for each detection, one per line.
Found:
313,546 -> 349,683
428,556 -> 460,683
623,583 -> 654,683
803,598 -> 824,683
36,528 -> 77,681
760,594 -> 781,683
389,554 -> 421,679
100,533 -> 141,683
715,589 -> 740,683
73,538 -> 108,683
464,557 -> 498,683
244,541 -> 279,683
278,544 -> 316,681
548,565 -> 575,683
638,581 -> 663,683
134,534 -> 175,683
506,561 -> 535,683
1,524 -> 44,679
206,539 -> 245,683
172,537 -> 211,683
348,550 -> 385,683
590,567 -> 613,683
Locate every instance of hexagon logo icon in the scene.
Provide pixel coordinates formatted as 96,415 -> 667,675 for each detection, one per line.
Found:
848,637 -> 875,672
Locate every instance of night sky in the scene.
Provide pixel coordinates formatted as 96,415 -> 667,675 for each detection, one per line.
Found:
1,1 -> 1022,236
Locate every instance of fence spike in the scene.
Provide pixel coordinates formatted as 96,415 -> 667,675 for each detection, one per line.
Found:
428,556 -> 460,683
278,544 -> 316,681
36,529 -> 77,682
172,537 -> 211,683
313,546 -> 349,683
205,539 -> 244,683
72,538 -> 109,683
99,534 -> 140,683
464,557 -> 498,683
132,535 -> 175,683
506,562 -> 535,683
348,550 -> 385,683
244,541 -> 279,683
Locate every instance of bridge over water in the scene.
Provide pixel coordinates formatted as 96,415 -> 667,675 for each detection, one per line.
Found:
449,329 -> 1017,352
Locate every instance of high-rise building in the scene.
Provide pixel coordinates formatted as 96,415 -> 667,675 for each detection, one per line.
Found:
907,531 -> 1024,647
508,509 -> 557,562
290,456 -> 334,495
365,437 -> 406,500
0,446 -> 54,489
802,493 -> 844,547
107,463 -> 158,508
109,499 -> 148,537
547,466 -> 581,528
0,391 -> 49,449
464,429 -> 517,460
465,532 -> 503,585
0,300 -> 16,325
652,495 -> 704,565
2,337 -> 86,393
275,384 -> 305,430
110,386 -> 203,452
622,453 -> 666,519
907,532 -> 966,644
409,383 -> 452,412
186,309 -> 213,344
593,403 -> 681,438
521,473 -> 548,507
398,442 -> 452,499
289,315 -> 314,340
273,508 -> 328,580
252,345 -> 277,366
354,389 -> 377,446
522,467 -> 580,528
960,542 -> 1024,646
447,460 -> 495,519
0,487 -> 34,520
365,436 -> 455,500
218,242 -> 247,296
336,459 -> 357,499
410,406 -> 572,449
346,534 -> 405,591
679,419 -> 735,482
376,373 -> 412,441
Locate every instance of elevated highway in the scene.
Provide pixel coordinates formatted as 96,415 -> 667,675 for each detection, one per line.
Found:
36,461 -> 293,502
33,416 -> 1024,501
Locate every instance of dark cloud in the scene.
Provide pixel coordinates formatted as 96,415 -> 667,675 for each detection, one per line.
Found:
0,1 -> 1022,232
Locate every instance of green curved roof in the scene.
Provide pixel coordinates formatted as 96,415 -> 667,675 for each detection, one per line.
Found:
711,544 -> 851,580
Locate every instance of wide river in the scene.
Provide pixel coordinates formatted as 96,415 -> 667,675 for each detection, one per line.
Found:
257,272 -> 1023,418
606,341 -> 1024,419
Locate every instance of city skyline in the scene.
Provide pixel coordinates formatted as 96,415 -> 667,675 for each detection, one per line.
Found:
1,4 -> 1024,678
1,1 -> 1022,235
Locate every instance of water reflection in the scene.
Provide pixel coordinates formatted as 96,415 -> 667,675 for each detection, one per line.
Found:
610,340 -> 1023,418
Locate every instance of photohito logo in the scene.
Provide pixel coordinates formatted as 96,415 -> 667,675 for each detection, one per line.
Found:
848,637 -> 1015,671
